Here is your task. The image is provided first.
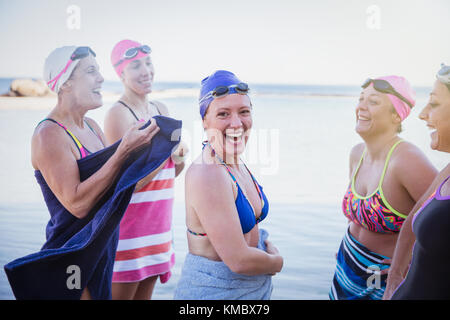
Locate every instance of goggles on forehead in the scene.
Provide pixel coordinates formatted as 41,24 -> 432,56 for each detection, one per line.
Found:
113,45 -> 151,67
362,78 -> 413,109
199,83 -> 249,104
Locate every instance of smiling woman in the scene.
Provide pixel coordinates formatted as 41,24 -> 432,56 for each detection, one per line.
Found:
419,79 -> 450,152
3,45 -> 167,300
104,39 -> 186,300
389,64 -> 450,300
174,70 -> 283,300
329,74 -> 437,300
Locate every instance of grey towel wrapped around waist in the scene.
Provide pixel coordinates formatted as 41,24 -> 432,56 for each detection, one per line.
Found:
174,228 -> 273,300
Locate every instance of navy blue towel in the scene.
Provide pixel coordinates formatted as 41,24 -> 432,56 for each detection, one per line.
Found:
4,116 -> 182,300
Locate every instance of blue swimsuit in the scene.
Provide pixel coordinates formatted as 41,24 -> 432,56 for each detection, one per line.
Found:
187,143 -> 269,236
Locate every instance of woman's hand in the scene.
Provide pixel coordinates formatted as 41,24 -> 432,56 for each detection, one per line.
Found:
117,119 -> 160,156
264,239 -> 283,275
171,140 -> 189,164
264,239 -> 279,256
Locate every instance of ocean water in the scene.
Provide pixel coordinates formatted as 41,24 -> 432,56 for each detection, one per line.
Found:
0,81 -> 446,300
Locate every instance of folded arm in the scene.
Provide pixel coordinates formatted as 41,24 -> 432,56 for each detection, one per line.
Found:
188,165 -> 283,276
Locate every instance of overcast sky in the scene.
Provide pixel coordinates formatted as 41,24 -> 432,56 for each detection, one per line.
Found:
0,0 -> 449,86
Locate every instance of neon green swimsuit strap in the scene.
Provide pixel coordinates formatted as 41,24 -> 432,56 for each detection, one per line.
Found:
378,139 -> 404,189
351,147 -> 366,191
378,139 -> 407,218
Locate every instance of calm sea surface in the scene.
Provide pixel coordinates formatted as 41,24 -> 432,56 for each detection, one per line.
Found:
0,81 -> 446,299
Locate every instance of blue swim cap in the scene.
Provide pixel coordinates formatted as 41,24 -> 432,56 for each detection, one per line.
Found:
199,70 -> 247,119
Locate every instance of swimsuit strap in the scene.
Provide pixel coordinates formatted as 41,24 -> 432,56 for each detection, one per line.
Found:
187,229 -> 207,237
119,100 -> 162,121
118,100 -> 139,121
150,101 -> 162,115
378,139 -> 403,189
352,139 -> 404,191
241,162 -> 264,205
84,119 -> 105,147
37,118 -> 90,158
188,142 -> 267,236
203,142 -> 264,206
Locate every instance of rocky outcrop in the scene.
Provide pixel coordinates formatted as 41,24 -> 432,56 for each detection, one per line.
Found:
5,79 -> 54,97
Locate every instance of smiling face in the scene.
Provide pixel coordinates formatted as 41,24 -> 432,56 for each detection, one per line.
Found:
121,55 -> 154,95
355,84 -> 401,138
202,94 -> 252,163
419,80 -> 450,152
62,54 -> 104,109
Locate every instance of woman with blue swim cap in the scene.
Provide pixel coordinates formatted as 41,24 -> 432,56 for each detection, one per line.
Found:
174,70 -> 283,300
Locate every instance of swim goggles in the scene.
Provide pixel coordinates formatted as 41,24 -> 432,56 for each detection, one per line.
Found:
437,63 -> 450,84
362,78 -> 413,109
199,83 -> 249,103
113,45 -> 151,67
47,46 -> 96,91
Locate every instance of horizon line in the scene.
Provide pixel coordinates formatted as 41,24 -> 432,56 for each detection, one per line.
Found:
0,76 -> 433,89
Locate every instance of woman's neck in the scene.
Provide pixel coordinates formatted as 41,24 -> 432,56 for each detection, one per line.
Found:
50,98 -> 86,128
121,87 -> 148,110
205,142 -> 242,168
362,132 -> 400,162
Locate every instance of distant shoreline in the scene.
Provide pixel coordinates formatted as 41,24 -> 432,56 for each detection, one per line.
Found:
0,78 -> 432,110
0,90 -> 361,110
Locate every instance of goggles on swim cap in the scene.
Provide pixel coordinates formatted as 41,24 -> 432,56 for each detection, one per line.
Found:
199,83 -> 249,104
113,45 -> 151,67
437,63 -> 450,85
47,46 -> 96,91
362,78 -> 413,109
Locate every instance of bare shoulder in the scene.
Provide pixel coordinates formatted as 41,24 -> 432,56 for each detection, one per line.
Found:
435,164 -> 450,186
105,101 -> 132,121
104,101 -> 136,144
185,157 -> 233,200
440,163 -> 450,177
32,120 -> 69,149
349,142 -> 365,166
31,121 -> 73,169
390,141 -> 438,198
186,159 -> 226,189
390,141 -> 435,170
151,100 -> 170,116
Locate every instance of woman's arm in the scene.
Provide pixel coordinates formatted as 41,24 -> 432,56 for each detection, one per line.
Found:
187,165 -> 283,276
32,119 -> 159,219
384,164 -> 450,299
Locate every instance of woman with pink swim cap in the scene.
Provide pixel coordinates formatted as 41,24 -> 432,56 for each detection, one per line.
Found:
104,39 -> 187,300
329,75 -> 437,300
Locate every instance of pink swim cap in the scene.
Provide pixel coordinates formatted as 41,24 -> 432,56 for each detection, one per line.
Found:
374,75 -> 416,121
111,39 -> 149,77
